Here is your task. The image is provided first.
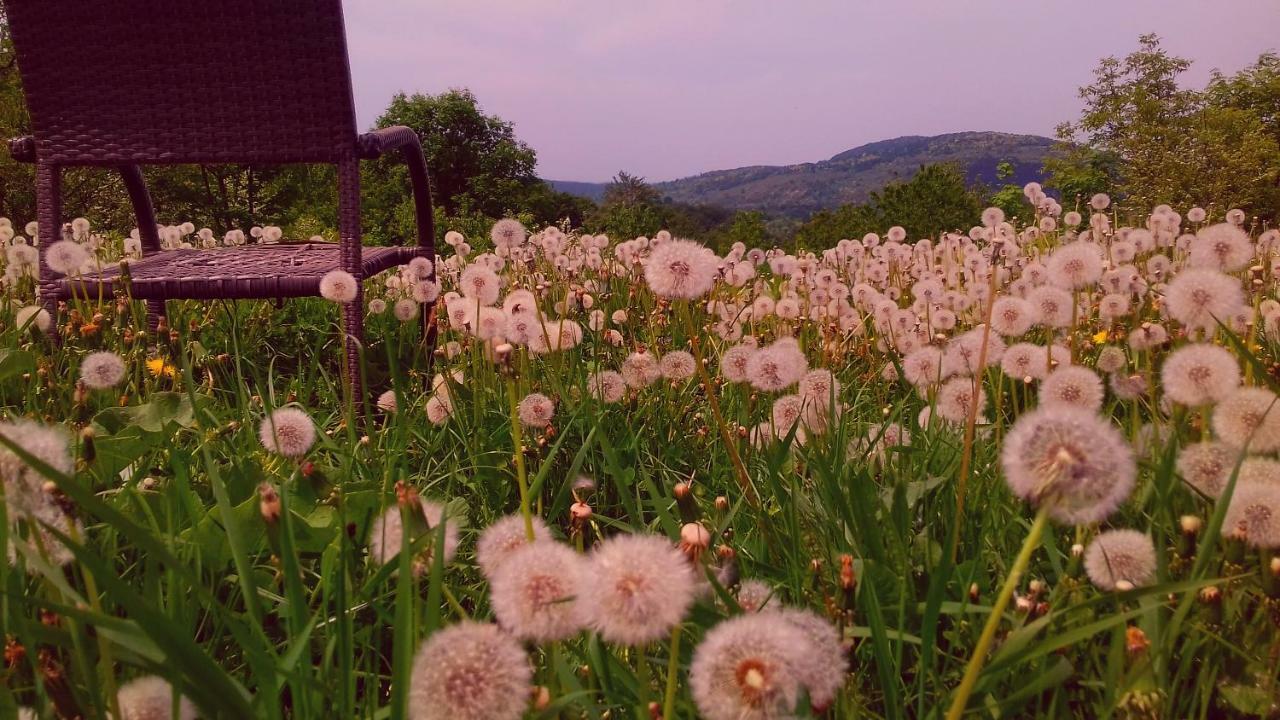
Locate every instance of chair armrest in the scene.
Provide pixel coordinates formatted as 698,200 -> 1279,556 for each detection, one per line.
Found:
9,136 -> 36,163
356,126 -> 435,252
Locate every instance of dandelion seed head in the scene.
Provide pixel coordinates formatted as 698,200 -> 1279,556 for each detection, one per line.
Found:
15,306 -> 52,334
1045,241 -> 1103,290
1188,223 -> 1253,272
1026,285 -> 1073,328
490,219 -> 527,250
1176,441 -> 1239,498
459,265 -> 502,306
490,541 -> 585,641
1212,386 -> 1280,453
720,344 -> 758,383
587,370 -> 627,403
476,514 -> 553,578
1222,481 -> 1280,549
367,498 -> 459,569
644,239 -> 720,299
1084,529 -> 1157,591
776,608 -> 847,710
1039,365 -> 1105,411
408,621 -> 532,720
79,351 -> 126,390
990,296 -> 1035,337
689,613 -> 809,720
1161,344 -> 1241,407
319,269 -> 359,303
394,298 -> 420,322
621,352 -> 662,388
936,377 -> 985,424
746,338 -> 808,393
735,579 -> 776,613
1002,406 -> 1136,524
660,350 -> 697,380
116,675 -> 198,720
258,407 -> 315,458
1164,268 -> 1244,335
1096,347 -> 1127,374
582,534 -> 697,645
45,239 -> 89,275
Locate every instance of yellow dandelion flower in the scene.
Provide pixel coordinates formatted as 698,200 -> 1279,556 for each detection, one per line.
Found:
146,358 -> 176,378
1092,330 -> 1109,344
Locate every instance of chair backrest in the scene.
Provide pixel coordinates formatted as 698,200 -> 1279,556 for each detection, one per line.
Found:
5,0 -> 359,166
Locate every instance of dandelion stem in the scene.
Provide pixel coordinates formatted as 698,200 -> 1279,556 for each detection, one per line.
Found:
678,302 -> 755,504
950,257 -> 1000,560
662,624 -> 682,719
946,504 -> 1050,720
506,377 -> 536,540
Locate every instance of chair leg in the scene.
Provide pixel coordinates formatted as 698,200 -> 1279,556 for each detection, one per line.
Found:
145,299 -> 166,334
344,293 -> 365,402
422,300 -> 438,373
337,158 -> 364,406
35,162 -> 62,343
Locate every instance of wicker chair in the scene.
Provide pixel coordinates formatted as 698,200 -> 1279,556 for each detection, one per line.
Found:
4,0 -> 436,397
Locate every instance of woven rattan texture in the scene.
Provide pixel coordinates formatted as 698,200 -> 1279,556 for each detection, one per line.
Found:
59,244 -> 429,301
6,0 -> 357,165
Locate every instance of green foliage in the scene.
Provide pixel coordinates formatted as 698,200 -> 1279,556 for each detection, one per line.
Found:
795,163 -> 984,244
1051,35 -> 1280,219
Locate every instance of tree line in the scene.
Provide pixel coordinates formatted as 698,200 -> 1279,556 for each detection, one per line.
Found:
0,28 -> 1275,249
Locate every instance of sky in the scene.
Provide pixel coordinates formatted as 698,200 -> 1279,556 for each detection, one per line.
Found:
344,1 -> 1280,183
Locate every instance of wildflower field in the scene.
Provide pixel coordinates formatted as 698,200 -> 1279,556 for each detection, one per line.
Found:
1,190 -> 1279,719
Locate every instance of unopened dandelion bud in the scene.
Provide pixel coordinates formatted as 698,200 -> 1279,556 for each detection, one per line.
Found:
533,686 -> 551,711
4,637 -> 26,667
680,522 -> 712,560
258,483 -> 281,525
1071,543 -> 1085,558
1180,515 -> 1201,535
1224,528 -> 1247,565
1125,626 -> 1149,658
1014,595 -> 1033,614
79,426 -> 95,463
648,701 -> 661,719
570,501 -> 592,523
1265,556 -> 1280,599
714,495 -> 729,512
1028,579 -> 1046,598
1114,580 -> 1135,592
673,482 -> 698,522
140,476 -> 157,490
968,583 -> 980,603
394,481 -> 421,514
1177,515 -> 1201,558
839,554 -> 857,611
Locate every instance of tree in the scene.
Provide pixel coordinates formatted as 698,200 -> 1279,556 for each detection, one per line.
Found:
794,164 -> 983,245
358,89 -> 597,245
1050,35 -> 1280,219
985,161 -> 1034,224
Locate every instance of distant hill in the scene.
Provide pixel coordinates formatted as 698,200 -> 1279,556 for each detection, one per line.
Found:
546,180 -> 609,202
549,131 -> 1055,218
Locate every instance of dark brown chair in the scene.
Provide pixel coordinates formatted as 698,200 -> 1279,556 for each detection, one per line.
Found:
4,0 -> 436,397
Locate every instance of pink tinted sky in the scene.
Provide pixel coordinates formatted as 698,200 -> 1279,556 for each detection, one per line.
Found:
344,1 -> 1279,183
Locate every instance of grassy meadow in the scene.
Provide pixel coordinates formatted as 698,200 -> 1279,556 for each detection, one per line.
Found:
0,195 -> 1278,719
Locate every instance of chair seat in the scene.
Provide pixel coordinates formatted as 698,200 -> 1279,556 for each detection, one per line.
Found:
55,242 -> 428,301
